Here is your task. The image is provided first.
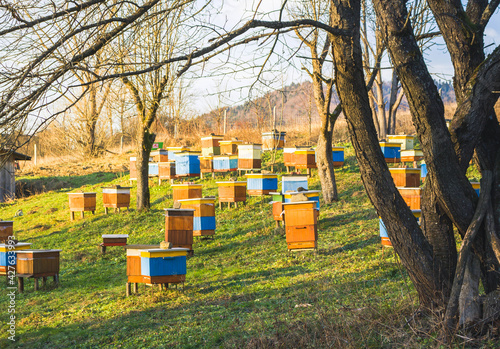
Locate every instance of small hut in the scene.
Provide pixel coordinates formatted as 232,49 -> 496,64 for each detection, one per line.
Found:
0,150 -> 31,202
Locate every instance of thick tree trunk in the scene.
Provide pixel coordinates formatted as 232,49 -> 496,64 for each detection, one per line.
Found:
330,0 -> 440,307
136,129 -> 155,211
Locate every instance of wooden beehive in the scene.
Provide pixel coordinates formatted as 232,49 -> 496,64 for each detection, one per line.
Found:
272,201 -> 284,222
102,186 -> 131,210
387,135 -> 415,150
16,249 -> 61,277
471,182 -> 480,196
294,149 -> 317,169
420,161 -> 427,181
283,147 -> 296,168
167,146 -> 190,162
178,198 -> 216,236
217,181 -> 247,203
281,175 -> 308,193
200,156 -> 214,173
125,244 -> 160,284
150,149 -> 169,162
201,135 -> 224,156
148,162 -> 159,177
171,183 -> 202,203
68,192 -> 96,213
129,157 -> 137,181
0,242 -> 31,275
400,149 -> 423,162
283,201 -> 318,251
261,131 -> 286,150
397,187 -> 421,210
219,140 -> 243,155
175,151 -> 201,177
140,248 -> 188,284
102,234 -> 128,246
237,144 -> 262,170
213,155 -> 238,172
245,173 -> 278,196
158,161 -> 177,183
164,209 -> 195,250
389,168 -> 420,187
283,190 -> 320,210
0,221 -> 14,243
332,147 -> 345,168
379,142 -> 401,163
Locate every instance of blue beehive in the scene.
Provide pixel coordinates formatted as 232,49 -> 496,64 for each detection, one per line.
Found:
213,155 -> 238,172
140,248 -> 188,277
148,162 -> 159,176
379,142 -> 401,163
331,147 -> 345,167
0,243 -> 31,271
167,146 -> 189,162
420,161 -> 427,180
471,182 -> 480,196
246,173 -> 278,195
176,152 -> 201,177
281,175 -> 308,193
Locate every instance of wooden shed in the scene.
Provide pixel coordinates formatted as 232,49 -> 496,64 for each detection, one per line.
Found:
0,150 -> 31,202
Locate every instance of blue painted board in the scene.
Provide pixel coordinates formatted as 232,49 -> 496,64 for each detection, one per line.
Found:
148,162 -> 159,176
141,256 -> 187,277
247,178 -> 278,191
194,216 -> 216,231
176,155 -> 200,176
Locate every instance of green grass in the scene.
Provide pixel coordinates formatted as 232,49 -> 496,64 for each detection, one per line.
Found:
0,146 -> 438,348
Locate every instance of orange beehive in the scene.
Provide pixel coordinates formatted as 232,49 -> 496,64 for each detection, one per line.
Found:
125,244 -> 160,284
219,140 -> 243,155
129,157 -> 137,180
171,183 -> 202,203
272,201 -> 284,222
150,149 -> 169,162
389,168 -> 420,187
164,209 -> 195,250
16,249 -> 62,292
0,221 -> 13,243
283,201 -> 318,251
200,156 -> 214,173
294,149 -> 316,169
397,187 -> 421,210
68,192 -> 96,220
178,198 -> 216,236
158,161 -> 176,184
217,181 -> 247,203
283,147 -> 296,168
102,186 -> 131,213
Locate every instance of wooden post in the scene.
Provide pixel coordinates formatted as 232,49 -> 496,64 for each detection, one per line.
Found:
101,245 -> 106,254
18,277 -> 24,293
70,211 -> 75,221
42,277 -> 47,288
34,278 -> 39,291
133,283 -> 138,293
126,282 -> 131,297
80,212 -> 84,219
105,207 -> 109,215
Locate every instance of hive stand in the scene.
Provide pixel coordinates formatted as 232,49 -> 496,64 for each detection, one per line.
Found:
100,234 -> 128,254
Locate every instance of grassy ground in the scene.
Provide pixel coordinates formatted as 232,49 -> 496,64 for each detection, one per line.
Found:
0,146 -> 452,348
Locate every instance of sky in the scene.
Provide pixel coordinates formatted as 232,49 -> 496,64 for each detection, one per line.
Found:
187,0 -> 500,114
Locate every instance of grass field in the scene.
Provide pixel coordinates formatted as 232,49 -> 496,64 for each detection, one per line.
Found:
0,147 -> 461,348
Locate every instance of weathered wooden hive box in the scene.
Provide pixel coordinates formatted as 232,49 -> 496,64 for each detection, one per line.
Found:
126,244 -> 160,283
281,175 -> 308,193
245,173 -> 278,196
102,234 -> 128,246
0,242 -> 31,274
400,149 -> 423,162
379,142 -> 401,163
269,192 -> 285,223
151,149 -> 169,162
164,208 -> 195,250
471,182 -> 480,196
294,149 -> 316,169
68,192 -> 96,212
331,147 -> 345,168
167,146 -> 190,162
389,168 -> 420,187
16,249 -> 61,277
237,144 -> 262,170
397,187 -> 421,210
283,147 -> 296,168
140,248 -> 188,284
129,157 -> 137,180
200,156 -> 214,173
217,181 -> 247,203
201,135 -> 224,156
0,221 -> 14,243
379,209 -> 421,247
262,131 -> 286,150
213,155 -> 238,172
172,183 -> 202,202
284,190 -> 320,210
102,186 -> 131,209
178,198 -> 216,237
387,134 -> 414,150
219,140 -> 243,155
159,161 -> 177,181
175,151 -> 201,177
283,201 -> 318,251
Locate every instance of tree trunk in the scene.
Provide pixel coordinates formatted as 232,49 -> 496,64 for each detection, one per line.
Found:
316,106 -> 339,203
136,128 -> 155,211
329,0 -> 440,307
